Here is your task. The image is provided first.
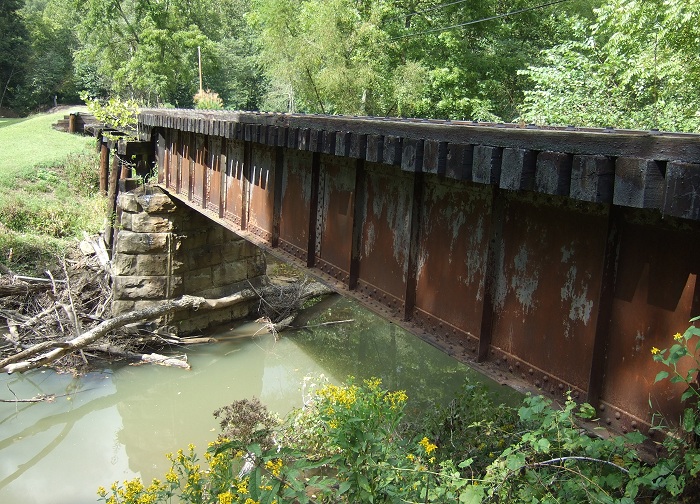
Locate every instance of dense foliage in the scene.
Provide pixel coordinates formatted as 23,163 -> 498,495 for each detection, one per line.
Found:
2,0 -> 700,129
97,326 -> 700,504
520,0 -> 700,131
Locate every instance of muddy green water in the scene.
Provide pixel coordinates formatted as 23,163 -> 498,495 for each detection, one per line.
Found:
0,296 -> 518,504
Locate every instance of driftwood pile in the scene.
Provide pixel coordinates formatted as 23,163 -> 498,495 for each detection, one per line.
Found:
0,238 -> 334,376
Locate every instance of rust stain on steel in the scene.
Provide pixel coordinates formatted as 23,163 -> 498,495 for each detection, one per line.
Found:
316,155 -> 356,280
490,194 -> 608,392
356,162 -> 414,307
603,220 -> 700,427
224,140 -> 245,226
180,132 -> 193,200
247,145 -> 277,241
207,137 -> 223,216
279,150 -> 314,260
413,179 -> 492,339
193,134 -> 206,206
166,130 -> 178,192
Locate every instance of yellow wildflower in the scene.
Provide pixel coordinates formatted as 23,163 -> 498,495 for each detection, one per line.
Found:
384,390 -> 408,410
124,479 -> 144,499
165,468 -> 178,483
418,437 -> 437,455
364,377 -> 382,390
651,347 -> 660,355
217,491 -> 234,504
406,453 -> 415,462
674,332 -> 684,342
265,458 -> 283,477
244,499 -> 260,504
236,478 -> 249,495
318,383 -> 358,407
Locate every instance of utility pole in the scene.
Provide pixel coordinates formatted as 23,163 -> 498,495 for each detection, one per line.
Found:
198,46 -> 203,92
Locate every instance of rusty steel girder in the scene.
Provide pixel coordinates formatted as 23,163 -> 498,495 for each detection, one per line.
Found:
149,110 -> 700,438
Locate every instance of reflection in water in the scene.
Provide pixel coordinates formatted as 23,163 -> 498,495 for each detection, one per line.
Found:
0,296 -> 517,503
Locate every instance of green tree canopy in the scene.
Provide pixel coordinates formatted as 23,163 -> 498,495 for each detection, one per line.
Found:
5,0 -> 700,133
0,0 -> 30,111
73,0 -> 264,108
250,0 -> 600,120
520,0 -> 700,132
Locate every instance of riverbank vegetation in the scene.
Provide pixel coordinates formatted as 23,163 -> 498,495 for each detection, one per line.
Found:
0,109 -> 104,274
3,1 -> 700,132
98,326 -> 700,503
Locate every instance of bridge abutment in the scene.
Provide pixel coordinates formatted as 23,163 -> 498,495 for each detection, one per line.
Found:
111,186 -> 266,334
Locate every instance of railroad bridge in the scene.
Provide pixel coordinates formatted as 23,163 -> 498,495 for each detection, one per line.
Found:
108,109 -> 700,435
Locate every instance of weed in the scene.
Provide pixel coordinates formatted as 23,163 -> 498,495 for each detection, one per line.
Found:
0,110 -> 105,274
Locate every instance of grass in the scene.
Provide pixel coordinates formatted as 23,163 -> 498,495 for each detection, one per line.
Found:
0,107 -> 92,181
0,118 -> 28,129
0,108 -> 106,274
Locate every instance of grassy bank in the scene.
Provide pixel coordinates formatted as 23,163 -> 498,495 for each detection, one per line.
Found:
0,109 -> 106,274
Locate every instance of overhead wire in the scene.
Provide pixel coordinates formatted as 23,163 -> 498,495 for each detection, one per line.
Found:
388,0 -> 573,41
383,0 -> 473,24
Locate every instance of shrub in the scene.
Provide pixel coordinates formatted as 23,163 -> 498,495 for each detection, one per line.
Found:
420,378 -> 519,475
97,358 -> 700,504
194,90 -> 224,110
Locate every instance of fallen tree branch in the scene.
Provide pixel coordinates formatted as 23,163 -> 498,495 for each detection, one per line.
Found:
0,393 -> 56,403
20,305 -> 58,328
2,295 -> 207,373
14,275 -> 65,284
295,319 -> 354,329
1,278 -> 335,374
92,344 -> 190,369
530,456 -> 630,475
0,289 -> 272,374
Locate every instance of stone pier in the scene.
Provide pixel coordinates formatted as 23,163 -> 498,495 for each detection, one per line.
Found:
111,186 -> 266,334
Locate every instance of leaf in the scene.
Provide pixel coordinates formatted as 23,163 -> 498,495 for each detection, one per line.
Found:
682,408 -> 696,433
665,474 -> 684,496
536,438 -> 551,453
506,452 -> 526,471
681,388 -> 697,403
358,474 -> 371,493
459,485 -> 485,503
624,431 -> 645,444
459,458 -> 474,469
249,443 -> 262,458
338,480 -> 352,495
250,467 -> 261,500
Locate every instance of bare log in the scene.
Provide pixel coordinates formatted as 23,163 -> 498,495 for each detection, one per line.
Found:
179,336 -> 219,345
0,282 -> 50,297
92,344 -> 190,369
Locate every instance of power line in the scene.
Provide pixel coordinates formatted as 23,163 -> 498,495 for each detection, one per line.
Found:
384,0 -> 473,24
389,0 -> 573,41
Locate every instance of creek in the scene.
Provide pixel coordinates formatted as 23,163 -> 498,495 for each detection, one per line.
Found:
0,294 -> 520,504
